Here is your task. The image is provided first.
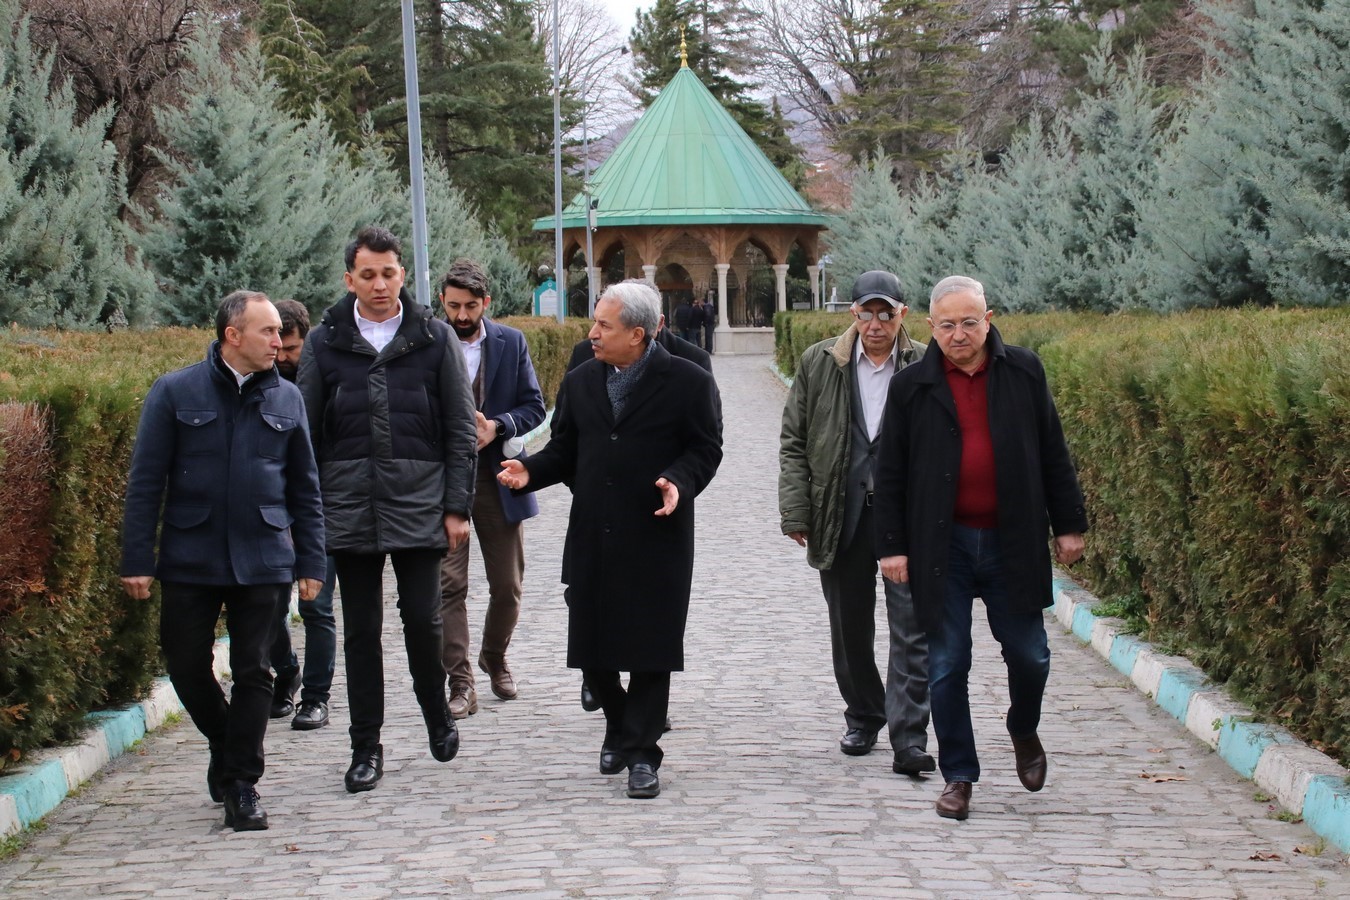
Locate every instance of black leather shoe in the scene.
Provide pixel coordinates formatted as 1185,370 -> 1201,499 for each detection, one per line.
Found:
291,700 -> 329,731
599,745 -> 624,775
663,716 -> 672,732
580,678 -> 600,712
626,763 -> 660,799
270,667 -> 300,719
839,728 -> 878,756
207,745 -> 223,804
345,746 -> 384,793
893,746 -> 937,775
222,781 -> 268,831
429,715 -> 460,763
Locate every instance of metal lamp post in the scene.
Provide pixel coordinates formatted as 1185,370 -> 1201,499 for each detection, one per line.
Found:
550,0 -> 565,322
400,0 -> 430,308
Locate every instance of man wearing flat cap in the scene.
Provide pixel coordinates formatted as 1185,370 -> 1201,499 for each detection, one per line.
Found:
778,270 -> 935,775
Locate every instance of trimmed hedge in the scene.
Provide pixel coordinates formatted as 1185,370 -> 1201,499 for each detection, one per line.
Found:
497,316 -> 592,408
0,328 -> 204,770
0,316 -> 588,769
775,308 -> 1350,764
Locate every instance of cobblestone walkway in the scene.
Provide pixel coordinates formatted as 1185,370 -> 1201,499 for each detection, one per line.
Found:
1,354 -> 1345,898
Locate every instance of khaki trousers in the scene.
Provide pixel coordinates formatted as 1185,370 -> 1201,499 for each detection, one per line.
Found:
439,464 -> 526,690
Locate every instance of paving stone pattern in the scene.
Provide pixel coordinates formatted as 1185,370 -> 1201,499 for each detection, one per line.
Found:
1,354 -> 1346,898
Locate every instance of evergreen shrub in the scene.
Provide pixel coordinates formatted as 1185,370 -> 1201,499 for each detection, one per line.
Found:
0,328 -> 205,770
777,308 -> 1350,764
498,316 -> 593,407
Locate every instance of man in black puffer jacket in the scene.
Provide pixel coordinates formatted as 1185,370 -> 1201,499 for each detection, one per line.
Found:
298,226 -> 479,794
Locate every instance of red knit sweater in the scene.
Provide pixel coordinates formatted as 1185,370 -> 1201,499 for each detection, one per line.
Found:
943,355 -> 998,528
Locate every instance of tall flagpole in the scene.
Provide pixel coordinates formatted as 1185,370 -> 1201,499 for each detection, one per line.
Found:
401,0 -> 430,308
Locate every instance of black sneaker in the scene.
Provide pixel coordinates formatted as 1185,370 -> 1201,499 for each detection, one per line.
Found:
291,700 -> 329,731
222,782 -> 269,831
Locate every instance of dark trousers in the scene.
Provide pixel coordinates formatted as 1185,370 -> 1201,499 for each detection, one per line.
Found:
439,466 -> 525,690
582,669 -> 670,770
334,549 -> 448,751
160,581 -> 288,785
820,527 -> 885,734
929,524 -> 1051,783
269,555 -> 338,704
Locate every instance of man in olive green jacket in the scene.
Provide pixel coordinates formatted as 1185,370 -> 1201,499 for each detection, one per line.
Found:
777,271 -> 934,775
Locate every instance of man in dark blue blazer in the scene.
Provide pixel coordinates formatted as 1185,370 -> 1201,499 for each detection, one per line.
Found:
437,259 -> 547,717
121,291 -> 326,831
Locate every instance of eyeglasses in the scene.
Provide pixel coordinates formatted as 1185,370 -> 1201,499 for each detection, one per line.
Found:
855,310 -> 898,322
932,318 -> 985,334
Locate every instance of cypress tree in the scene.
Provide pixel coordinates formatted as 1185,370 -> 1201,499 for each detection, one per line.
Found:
138,25 -> 389,325
1134,0 -> 1350,308
0,0 -> 155,328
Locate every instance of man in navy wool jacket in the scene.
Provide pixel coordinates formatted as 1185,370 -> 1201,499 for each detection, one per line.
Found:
121,291 -> 326,832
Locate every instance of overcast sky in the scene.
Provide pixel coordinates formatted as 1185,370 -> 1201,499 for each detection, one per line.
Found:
600,0 -> 646,37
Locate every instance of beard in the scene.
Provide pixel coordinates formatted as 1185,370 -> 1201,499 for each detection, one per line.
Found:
452,320 -> 480,339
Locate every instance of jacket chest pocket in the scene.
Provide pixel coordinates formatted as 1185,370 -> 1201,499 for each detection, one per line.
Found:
259,412 -> 298,459
175,409 -> 218,456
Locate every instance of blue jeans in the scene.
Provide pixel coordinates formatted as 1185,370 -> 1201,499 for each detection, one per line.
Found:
270,556 -> 338,704
929,525 -> 1050,783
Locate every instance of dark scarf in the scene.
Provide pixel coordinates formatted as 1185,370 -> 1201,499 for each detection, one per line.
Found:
606,339 -> 657,417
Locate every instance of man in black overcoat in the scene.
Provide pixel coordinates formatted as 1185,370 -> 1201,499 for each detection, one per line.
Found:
873,274 -> 1088,821
499,280 -> 723,799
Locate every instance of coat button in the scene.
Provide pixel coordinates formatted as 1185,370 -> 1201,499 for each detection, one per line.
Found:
944,473 -> 951,481
610,433 -> 618,440
192,417 -> 201,424
933,568 -> 942,577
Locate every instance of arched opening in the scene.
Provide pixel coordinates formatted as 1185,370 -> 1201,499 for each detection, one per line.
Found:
730,241 -> 776,328
656,263 -> 694,323
601,244 -> 626,287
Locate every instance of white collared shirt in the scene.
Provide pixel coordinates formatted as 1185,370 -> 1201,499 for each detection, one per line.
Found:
221,356 -> 252,390
457,326 -> 485,383
854,337 -> 898,441
355,301 -> 403,353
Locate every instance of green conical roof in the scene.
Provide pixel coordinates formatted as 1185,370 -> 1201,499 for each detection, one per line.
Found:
534,67 -> 828,230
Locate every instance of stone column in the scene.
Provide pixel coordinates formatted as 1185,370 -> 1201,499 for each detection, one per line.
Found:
714,263 -> 730,353
642,265 -> 657,285
772,264 -> 789,314
807,264 -> 819,309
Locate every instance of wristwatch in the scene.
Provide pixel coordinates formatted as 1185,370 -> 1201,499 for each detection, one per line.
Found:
492,418 -> 505,436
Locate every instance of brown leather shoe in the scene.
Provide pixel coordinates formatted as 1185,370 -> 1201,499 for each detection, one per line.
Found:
935,781 -> 971,820
1010,733 -> 1047,792
478,654 -> 517,700
448,684 -> 477,719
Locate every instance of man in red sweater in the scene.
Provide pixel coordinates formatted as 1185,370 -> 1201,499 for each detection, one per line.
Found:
873,275 -> 1088,821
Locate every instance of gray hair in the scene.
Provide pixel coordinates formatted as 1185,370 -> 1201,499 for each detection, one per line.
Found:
929,275 -> 986,307
599,279 -> 661,337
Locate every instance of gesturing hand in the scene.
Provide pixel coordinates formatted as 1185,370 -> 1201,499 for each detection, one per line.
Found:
654,477 -> 679,516
497,459 -> 529,490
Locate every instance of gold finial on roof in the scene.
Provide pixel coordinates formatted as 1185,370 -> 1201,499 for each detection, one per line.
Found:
679,26 -> 688,68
